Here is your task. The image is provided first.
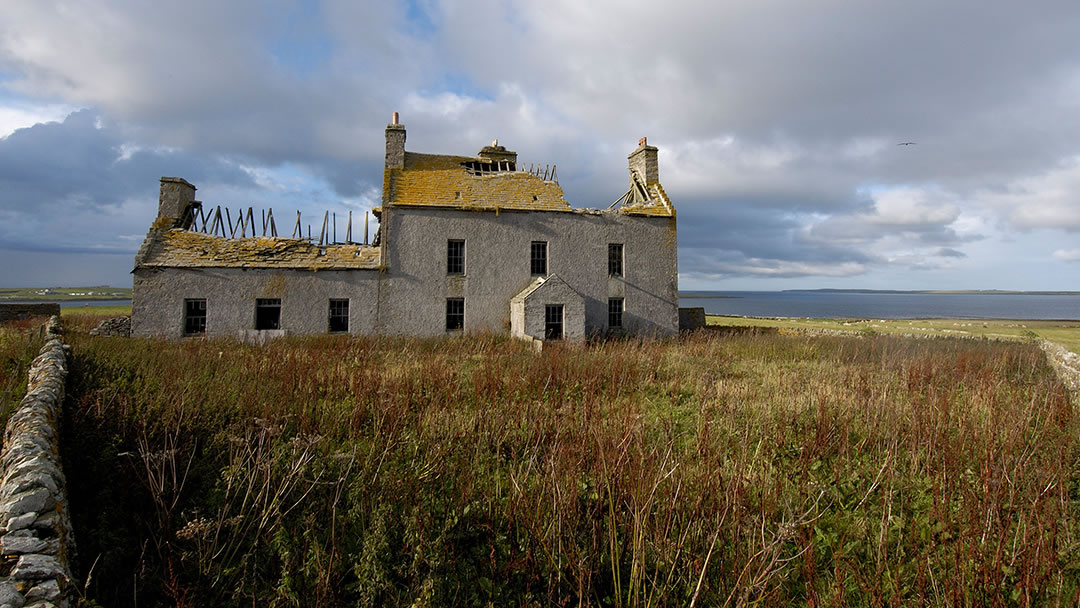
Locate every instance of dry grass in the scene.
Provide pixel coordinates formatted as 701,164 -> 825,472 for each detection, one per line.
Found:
59,319 -> 1080,607
0,319 -> 46,447
709,315 -> 1080,355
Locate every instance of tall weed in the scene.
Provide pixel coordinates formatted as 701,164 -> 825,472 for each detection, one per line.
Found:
61,330 -> 1080,606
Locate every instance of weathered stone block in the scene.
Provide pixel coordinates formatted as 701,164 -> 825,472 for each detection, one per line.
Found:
0,490 -> 53,521
10,555 -> 65,581
5,513 -> 36,533
23,579 -> 59,602
0,580 -> 24,607
2,533 -> 49,555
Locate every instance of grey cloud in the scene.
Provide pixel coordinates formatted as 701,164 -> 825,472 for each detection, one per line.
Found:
936,248 -> 966,258
2,1 -> 1080,286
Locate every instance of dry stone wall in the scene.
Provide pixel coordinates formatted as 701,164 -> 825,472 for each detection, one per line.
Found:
0,317 -> 75,608
1041,339 -> 1080,395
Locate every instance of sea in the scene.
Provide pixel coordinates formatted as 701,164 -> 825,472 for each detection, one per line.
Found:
680,291 -> 1080,321
6,293 -> 1079,321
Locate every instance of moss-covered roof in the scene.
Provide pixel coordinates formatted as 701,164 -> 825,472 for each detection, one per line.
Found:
139,229 -> 381,270
385,152 -> 571,212
383,151 -> 674,217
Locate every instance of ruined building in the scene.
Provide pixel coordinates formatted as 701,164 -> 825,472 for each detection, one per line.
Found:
131,115 -> 678,340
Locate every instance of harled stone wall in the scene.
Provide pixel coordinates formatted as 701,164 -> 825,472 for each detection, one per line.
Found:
0,317 -> 76,608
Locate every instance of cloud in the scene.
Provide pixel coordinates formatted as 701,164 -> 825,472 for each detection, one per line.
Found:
1,1 -> 1080,288
0,109 -> 256,254
975,156 -> 1080,232
1053,248 -> 1080,262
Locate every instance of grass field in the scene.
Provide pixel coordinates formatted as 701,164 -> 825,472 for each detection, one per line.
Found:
58,322 -> 1080,606
708,315 -> 1080,355
60,304 -> 132,322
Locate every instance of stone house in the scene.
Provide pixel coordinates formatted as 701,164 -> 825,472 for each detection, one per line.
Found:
131,115 -> 678,340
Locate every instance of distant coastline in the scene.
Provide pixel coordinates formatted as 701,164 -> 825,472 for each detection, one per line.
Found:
679,289 -> 1080,298
784,288 -> 1080,296
0,286 -> 132,302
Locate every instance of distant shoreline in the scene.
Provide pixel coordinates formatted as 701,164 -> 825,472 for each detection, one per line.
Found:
786,288 -> 1080,296
680,289 -> 1080,297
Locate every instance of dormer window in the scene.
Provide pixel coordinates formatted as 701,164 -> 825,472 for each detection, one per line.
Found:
463,160 -> 516,175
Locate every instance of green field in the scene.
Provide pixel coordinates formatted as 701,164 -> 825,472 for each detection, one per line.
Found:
708,315 -> 1080,355
0,286 -> 131,301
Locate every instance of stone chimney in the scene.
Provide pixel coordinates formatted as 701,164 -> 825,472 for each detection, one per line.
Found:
158,177 -> 196,219
477,139 -> 518,166
628,136 -> 659,186
385,111 -> 406,169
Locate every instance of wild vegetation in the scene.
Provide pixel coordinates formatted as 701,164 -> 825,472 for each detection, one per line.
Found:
0,319 -> 46,446
50,317 -> 1080,607
708,315 -> 1080,355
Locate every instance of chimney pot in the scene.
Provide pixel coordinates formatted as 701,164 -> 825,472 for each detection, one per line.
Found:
638,137 -> 647,147
392,111 -> 399,125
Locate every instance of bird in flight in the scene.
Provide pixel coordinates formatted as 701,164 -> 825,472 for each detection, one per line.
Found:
897,142 -> 917,146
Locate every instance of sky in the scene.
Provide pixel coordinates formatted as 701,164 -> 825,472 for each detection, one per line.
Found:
1,1 -> 1079,291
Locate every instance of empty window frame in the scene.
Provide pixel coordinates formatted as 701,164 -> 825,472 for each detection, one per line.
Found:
329,299 -> 349,333
184,299 -> 206,335
608,243 -> 624,277
608,298 -> 624,328
446,297 -> 465,331
545,304 -> 564,340
255,298 -> 281,330
447,239 -> 465,275
531,241 -> 548,276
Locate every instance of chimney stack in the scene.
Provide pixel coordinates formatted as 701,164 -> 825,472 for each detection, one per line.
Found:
158,177 -> 196,220
628,137 -> 659,186
385,112 -> 406,169
477,138 -> 517,166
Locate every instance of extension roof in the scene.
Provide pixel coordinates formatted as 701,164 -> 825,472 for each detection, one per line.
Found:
137,227 -> 381,270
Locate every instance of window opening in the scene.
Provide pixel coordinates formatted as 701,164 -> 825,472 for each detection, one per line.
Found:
447,239 -> 465,275
446,298 -> 465,331
329,299 -> 349,333
531,241 -> 548,276
608,298 -> 624,328
545,304 -> 564,340
608,243 -> 624,277
255,298 -> 281,330
184,299 -> 206,335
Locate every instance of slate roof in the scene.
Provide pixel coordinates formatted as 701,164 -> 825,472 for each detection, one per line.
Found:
618,183 -> 675,217
138,229 -> 381,270
384,152 -> 571,212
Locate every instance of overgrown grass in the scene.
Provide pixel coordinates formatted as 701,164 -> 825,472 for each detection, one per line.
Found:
709,315 -> 1080,354
0,319 -> 46,447
62,328 -> 1080,607
60,304 -> 132,327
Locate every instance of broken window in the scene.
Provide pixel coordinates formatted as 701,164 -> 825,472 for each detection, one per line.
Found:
255,298 -> 281,330
608,298 -> 623,328
329,299 -> 349,333
184,299 -> 206,335
447,239 -> 465,275
446,298 -> 465,331
608,243 -> 624,277
531,241 -> 548,276
545,304 -> 564,340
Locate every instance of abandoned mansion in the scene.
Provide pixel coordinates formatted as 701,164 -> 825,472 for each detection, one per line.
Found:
131,114 -> 679,340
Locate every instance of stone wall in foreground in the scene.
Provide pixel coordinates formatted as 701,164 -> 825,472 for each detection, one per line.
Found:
0,317 -> 75,608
